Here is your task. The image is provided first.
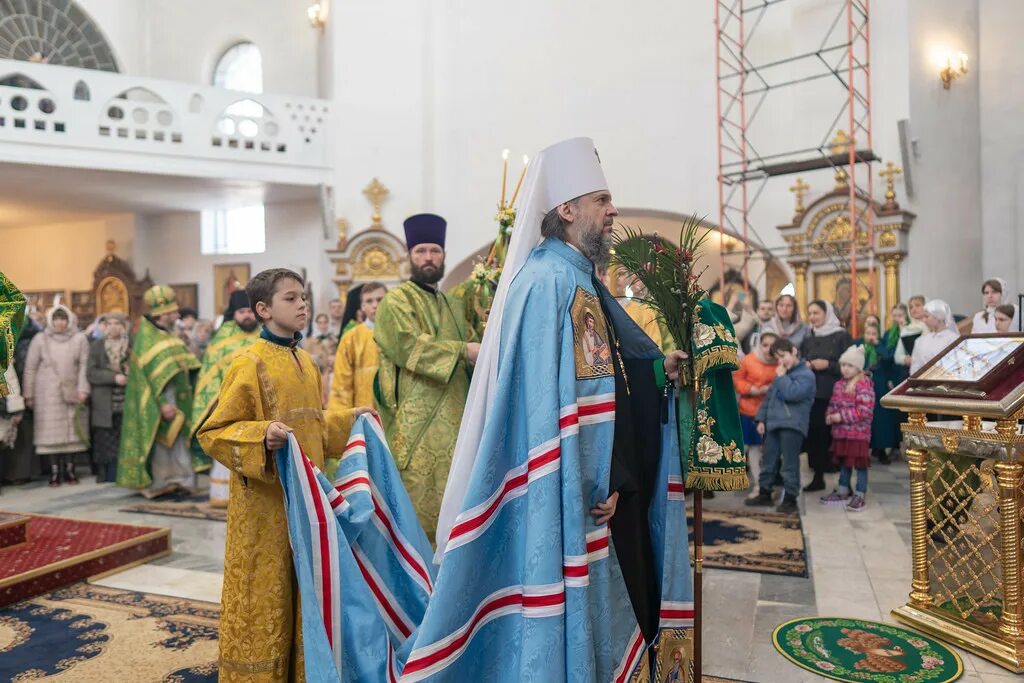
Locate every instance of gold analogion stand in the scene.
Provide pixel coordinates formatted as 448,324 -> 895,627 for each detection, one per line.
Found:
883,334 -> 1024,672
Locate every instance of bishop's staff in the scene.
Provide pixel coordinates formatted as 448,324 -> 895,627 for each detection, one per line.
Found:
612,217 -> 749,682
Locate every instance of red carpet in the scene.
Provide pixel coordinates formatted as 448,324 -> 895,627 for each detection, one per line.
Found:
0,513 -> 170,607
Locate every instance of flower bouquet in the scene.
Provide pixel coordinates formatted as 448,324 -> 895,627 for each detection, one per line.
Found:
610,213 -> 712,386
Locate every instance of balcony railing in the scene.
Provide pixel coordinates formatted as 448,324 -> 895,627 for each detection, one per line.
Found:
0,59 -> 331,183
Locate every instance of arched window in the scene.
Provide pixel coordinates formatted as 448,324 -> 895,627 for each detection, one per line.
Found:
213,42 -> 263,104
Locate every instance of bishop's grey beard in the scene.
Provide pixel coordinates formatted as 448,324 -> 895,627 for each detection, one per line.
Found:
578,224 -> 613,270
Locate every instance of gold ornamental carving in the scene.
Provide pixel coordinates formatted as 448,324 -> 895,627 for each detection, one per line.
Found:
881,254 -> 903,313
354,244 -> 401,279
96,276 -> 130,315
363,178 -> 390,228
941,434 -> 961,453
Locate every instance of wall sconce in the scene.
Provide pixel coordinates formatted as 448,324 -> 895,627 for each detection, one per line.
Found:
938,51 -> 968,89
307,2 -> 327,30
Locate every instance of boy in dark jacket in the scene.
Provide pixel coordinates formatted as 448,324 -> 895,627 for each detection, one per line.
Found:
746,338 -> 816,513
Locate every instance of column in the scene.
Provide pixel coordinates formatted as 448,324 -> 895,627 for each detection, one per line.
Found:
790,261 -> 809,314
906,414 -> 933,608
996,459 -> 1024,640
882,253 -> 904,314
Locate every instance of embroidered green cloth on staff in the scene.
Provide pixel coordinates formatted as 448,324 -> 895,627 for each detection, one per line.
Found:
117,316 -> 201,489
0,272 -> 26,397
682,299 -> 748,491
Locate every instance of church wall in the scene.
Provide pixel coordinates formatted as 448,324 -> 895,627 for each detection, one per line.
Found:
904,0 -> 982,315
0,214 -> 136,296
326,0 -> 914,306
979,0 -> 1024,301
76,0 -> 320,97
134,201 -> 335,320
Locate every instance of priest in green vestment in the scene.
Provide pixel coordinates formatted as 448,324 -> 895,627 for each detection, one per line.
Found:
374,213 -> 480,537
117,285 -> 201,497
0,272 -> 27,397
189,289 -> 260,506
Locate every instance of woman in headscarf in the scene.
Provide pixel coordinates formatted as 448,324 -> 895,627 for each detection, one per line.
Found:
800,299 -> 853,491
86,313 -> 130,483
972,277 -> 1018,333
23,304 -> 90,486
911,299 -> 960,374
763,293 -> 808,349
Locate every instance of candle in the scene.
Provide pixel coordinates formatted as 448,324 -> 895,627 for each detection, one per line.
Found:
510,155 -> 529,207
500,149 -> 510,208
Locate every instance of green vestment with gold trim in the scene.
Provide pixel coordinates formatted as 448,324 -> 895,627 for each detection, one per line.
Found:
0,272 -> 26,397
117,317 -> 201,489
373,280 -> 477,538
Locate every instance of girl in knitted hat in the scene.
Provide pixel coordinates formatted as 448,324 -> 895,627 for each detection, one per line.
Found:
820,344 -> 875,511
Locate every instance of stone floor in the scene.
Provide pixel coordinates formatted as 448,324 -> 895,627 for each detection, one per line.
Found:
1,462 -> 1020,682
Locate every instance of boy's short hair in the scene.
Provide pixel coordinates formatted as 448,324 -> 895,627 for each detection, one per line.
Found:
246,268 -> 305,321
996,304 -> 1016,318
909,295 -> 926,306
360,281 -> 387,300
770,337 -> 796,356
179,307 -> 198,320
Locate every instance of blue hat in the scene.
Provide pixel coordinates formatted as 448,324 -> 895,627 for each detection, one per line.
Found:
403,213 -> 447,250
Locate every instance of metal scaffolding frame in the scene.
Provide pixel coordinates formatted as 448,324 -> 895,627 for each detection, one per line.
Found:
714,0 -> 875,337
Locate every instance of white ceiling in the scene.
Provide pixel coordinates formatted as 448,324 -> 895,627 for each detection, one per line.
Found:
0,162 -> 319,229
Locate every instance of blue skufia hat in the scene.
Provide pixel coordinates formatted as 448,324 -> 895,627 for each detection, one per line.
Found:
403,213 -> 447,250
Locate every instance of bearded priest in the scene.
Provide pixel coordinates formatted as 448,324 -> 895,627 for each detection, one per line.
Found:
373,213 -> 480,538
403,138 -> 695,682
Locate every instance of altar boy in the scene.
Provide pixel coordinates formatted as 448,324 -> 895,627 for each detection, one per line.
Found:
198,268 -> 370,681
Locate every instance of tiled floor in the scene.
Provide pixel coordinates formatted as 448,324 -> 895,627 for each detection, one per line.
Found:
1,465 -> 1020,682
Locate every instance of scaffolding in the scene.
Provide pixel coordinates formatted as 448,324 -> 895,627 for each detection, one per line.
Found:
715,0 -> 875,336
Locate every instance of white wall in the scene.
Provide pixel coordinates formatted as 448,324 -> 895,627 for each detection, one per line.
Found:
904,0 -> 982,314
327,0 -> 914,289
133,201 -> 335,320
77,0 -> 320,96
979,0 -> 1024,301
0,214 -> 136,293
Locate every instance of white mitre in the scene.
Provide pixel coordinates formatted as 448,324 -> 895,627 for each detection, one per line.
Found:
434,136 -> 609,559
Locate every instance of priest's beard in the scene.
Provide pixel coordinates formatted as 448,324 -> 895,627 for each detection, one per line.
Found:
578,218 -> 613,271
237,318 -> 259,333
411,261 -> 445,286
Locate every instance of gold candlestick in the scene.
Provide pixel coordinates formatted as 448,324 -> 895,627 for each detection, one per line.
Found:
509,155 -> 529,208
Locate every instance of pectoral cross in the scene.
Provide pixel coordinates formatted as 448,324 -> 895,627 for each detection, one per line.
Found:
879,162 -> 903,209
363,178 -> 390,228
789,177 -> 810,221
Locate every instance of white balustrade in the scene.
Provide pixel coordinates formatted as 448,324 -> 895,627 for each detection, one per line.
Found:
0,59 -> 331,184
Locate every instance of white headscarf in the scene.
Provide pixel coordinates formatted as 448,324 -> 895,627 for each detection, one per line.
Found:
435,138 -> 609,558
810,300 -> 844,337
924,299 -> 958,334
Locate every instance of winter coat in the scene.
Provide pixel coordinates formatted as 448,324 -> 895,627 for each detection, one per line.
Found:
23,309 -> 90,450
733,352 -> 777,418
87,337 -> 129,429
801,329 -> 853,399
755,361 -> 816,436
827,375 -> 875,443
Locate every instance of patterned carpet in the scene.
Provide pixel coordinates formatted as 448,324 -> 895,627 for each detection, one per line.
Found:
121,492 -> 226,522
0,582 -> 218,682
0,514 -> 170,607
688,508 -> 808,578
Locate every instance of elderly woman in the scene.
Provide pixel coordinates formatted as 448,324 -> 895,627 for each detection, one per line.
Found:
23,305 -> 90,486
87,313 -> 130,483
800,300 -> 853,491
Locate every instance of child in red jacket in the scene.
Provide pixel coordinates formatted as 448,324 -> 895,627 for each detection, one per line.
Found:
820,345 -> 875,512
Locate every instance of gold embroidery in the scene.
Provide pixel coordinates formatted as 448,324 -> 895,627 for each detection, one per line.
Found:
694,322 -> 715,348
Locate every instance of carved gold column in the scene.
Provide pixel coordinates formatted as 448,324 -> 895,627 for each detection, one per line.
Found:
790,261 -> 809,313
882,254 -> 903,315
906,413 -> 933,608
996,458 -> 1024,640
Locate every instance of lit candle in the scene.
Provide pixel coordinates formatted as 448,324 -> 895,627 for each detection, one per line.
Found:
500,149 -> 510,208
510,155 -> 529,207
